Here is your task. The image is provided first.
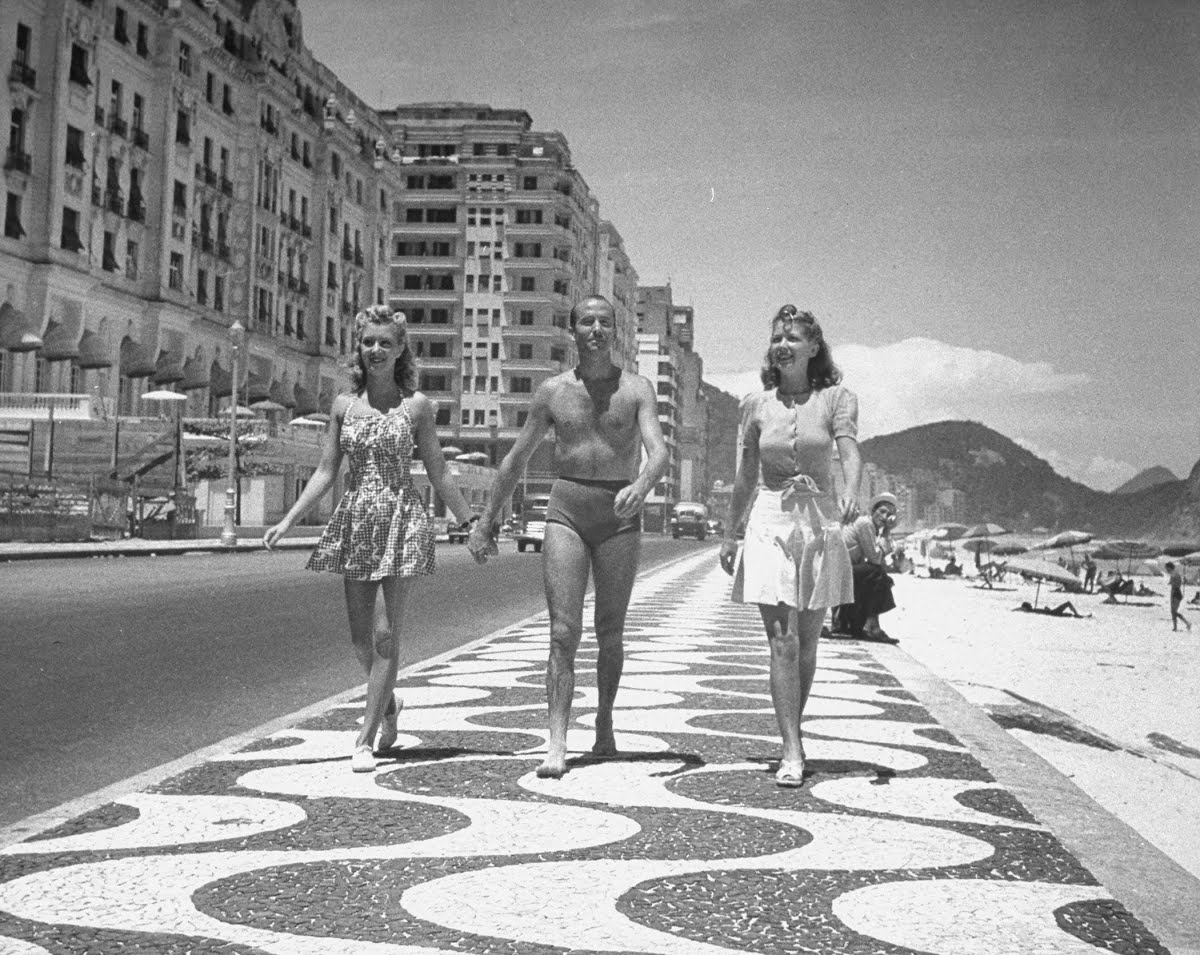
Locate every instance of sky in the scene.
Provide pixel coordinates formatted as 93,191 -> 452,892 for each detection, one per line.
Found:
299,0 -> 1200,491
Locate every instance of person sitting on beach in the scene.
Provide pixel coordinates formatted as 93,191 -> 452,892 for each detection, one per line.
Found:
1133,583 -> 1159,597
1189,590 -> 1200,606
1014,600 -> 1089,618
834,492 -> 899,643
943,554 -> 962,576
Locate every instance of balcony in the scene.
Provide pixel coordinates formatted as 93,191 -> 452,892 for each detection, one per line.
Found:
200,233 -> 214,254
105,189 -> 125,217
503,357 -> 563,374
109,115 -> 128,139
353,248 -> 364,267
0,393 -> 94,421
132,127 -> 149,151
4,149 -> 32,175
94,105 -> 106,127
502,323 -> 571,341
8,61 -> 36,90
220,176 -> 233,196
218,242 -> 231,261
128,196 -> 146,223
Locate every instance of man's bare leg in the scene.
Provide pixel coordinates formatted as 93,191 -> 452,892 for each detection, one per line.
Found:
589,530 -> 641,756
539,522 -> 591,778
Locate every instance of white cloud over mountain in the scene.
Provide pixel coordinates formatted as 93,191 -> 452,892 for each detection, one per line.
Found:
704,337 -> 1135,491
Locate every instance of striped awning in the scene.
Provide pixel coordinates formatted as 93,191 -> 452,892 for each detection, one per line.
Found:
269,378 -> 297,408
0,301 -> 43,352
154,349 -> 186,384
245,370 -> 273,404
75,329 -> 112,369
209,363 -> 232,399
120,338 -> 157,378
179,355 -> 210,390
293,383 -> 319,417
41,320 -> 79,362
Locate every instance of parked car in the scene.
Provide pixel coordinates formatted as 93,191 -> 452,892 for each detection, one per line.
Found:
670,501 -> 710,540
515,494 -> 552,552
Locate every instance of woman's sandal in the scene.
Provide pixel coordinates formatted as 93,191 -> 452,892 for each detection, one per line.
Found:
775,758 -> 805,788
376,694 -> 405,751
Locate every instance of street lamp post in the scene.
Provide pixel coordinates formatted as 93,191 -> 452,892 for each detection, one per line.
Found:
219,319 -> 245,547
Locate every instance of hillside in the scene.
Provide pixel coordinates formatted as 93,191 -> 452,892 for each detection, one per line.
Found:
859,421 -> 1197,539
1113,466 -> 1178,495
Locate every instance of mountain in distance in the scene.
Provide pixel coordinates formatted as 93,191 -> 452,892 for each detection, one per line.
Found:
858,420 -> 1199,540
1112,466 -> 1178,495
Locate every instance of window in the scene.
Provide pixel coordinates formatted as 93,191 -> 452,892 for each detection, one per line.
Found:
550,347 -> 566,364
5,192 -> 24,239
435,407 -> 450,425
222,83 -> 234,116
461,408 -> 471,423
15,24 -> 32,65
214,275 -> 225,311
64,126 -> 86,169
491,343 -> 500,358
331,152 -> 341,179
513,242 -> 541,258
517,411 -> 528,426
114,7 -> 129,44
403,275 -> 421,290
205,72 -> 214,104
175,109 -> 191,145
510,377 -> 532,394
522,176 -> 537,190
172,181 -> 187,215
429,341 -> 448,358
517,344 -> 533,360
474,410 -> 485,425
132,94 -> 144,135
196,268 -> 208,305
178,41 -> 192,75
8,109 -> 26,157
420,373 -> 447,392
136,22 -> 149,57
60,207 -> 83,251
430,309 -> 449,324
125,239 -> 139,279
102,231 -> 118,271
520,277 -> 536,292
492,276 -> 503,292
168,252 -> 183,290
69,44 -> 90,87
515,209 -> 543,224
427,207 -> 456,223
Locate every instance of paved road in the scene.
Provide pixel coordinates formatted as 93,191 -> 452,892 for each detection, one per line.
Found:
0,536 -> 707,827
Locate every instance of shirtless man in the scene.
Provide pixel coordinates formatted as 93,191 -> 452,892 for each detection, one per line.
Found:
467,295 -> 669,778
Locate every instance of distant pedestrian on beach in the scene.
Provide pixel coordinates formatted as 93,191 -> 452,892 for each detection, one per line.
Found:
1165,562 -> 1191,631
1082,554 -> 1097,593
467,295 -> 669,779
720,305 -> 859,787
263,306 -> 479,773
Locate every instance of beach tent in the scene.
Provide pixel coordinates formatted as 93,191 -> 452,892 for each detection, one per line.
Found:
930,523 -> 968,541
1002,556 -> 1081,608
1031,530 -> 1093,551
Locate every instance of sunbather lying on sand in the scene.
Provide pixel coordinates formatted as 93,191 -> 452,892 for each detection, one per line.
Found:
1014,600 -> 1090,618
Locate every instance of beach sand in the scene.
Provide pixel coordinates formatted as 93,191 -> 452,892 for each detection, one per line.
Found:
881,571 -> 1200,881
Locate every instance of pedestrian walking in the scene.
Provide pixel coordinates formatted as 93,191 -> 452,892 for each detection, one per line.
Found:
263,305 -> 478,772
1165,562 -> 1191,631
719,305 -> 861,787
467,295 -> 669,779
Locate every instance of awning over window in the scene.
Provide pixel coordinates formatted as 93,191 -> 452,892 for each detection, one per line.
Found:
269,379 -> 297,408
0,301 -> 43,352
209,363 -> 232,399
245,370 -> 272,404
179,355 -> 209,390
75,329 -> 112,369
153,349 -> 185,384
119,338 -> 156,378
40,320 -> 79,362
293,383 -> 319,417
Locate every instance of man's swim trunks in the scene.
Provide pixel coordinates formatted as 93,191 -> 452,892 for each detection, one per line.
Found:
546,476 -> 640,549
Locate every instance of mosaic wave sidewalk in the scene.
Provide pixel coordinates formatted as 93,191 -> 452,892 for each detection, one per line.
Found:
0,552 -> 1178,954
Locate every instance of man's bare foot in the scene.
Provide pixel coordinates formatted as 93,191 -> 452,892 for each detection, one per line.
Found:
536,751 -> 567,779
591,737 -> 618,758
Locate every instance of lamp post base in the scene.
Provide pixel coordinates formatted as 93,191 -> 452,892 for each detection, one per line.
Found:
219,486 -> 237,547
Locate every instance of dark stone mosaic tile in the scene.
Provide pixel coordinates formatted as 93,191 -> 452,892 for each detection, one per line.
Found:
23,801 -> 139,843
954,786 -> 1040,825
913,726 -> 964,747
462,708 -> 556,732
385,731 -> 545,757
376,756 -> 541,801
294,708 -> 360,731
687,711 -> 785,737
150,760 -> 250,796
1055,899 -> 1172,955
657,692 -> 771,711
236,735 -> 307,754
0,918 -> 270,955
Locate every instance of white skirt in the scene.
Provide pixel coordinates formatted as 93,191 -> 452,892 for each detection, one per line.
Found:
732,486 -> 854,611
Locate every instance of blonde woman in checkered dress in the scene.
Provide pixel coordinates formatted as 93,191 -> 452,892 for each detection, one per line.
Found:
264,306 -> 478,773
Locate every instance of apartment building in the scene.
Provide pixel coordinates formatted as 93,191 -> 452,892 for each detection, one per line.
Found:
378,102 -> 638,491
0,0 -> 398,436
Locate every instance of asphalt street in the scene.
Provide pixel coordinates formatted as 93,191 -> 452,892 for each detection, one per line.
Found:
0,535 -> 707,827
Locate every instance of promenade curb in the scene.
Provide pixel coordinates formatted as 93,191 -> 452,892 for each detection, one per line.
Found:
0,551 -> 1190,954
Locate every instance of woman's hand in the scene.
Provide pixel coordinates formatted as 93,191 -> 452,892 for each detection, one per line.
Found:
839,495 -> 860,524
719,539 -> 739,576
263,522 -> 289,551
466,520 -> 499,564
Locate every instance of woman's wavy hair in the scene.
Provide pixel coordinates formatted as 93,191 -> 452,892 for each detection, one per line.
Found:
349,305 -> 417,393
760,304 -> 842,390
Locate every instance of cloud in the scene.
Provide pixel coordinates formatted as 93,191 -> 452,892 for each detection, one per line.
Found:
704,337 -> 1137,489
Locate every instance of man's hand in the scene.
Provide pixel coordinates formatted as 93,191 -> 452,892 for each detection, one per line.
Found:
613,484 -> 647,520
839,495 -> 860,524
466,521 -> 499,564
719,539 -> 738,576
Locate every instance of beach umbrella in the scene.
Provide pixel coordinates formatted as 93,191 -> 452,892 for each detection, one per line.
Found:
1176,551 -> 1200,567
250,398 -> 287,413
1002,556 -> 1082,607
302,412 -> 331,424
441,445 -> 464,458
290,417 -> 326,429
141,389 -> 188,402
1031,530 -> 1093,551
992,542 -> 1028,556
930,523 -> 968,541
455,451 -> 489,464
1160,542 -> 1200,558
962,538 -> 1002,554
963,522 -> 1008,539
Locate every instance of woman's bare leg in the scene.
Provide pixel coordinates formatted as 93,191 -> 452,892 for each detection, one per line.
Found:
344,577 -> 410,751
760,604 -> 803,764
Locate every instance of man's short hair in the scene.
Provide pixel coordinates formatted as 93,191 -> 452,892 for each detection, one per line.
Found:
569,295 -> 614,327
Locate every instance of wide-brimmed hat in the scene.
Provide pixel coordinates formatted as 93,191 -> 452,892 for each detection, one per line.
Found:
870,492 -> 898,512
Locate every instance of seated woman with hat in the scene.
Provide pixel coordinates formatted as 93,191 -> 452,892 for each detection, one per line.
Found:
836,492 -> 899,643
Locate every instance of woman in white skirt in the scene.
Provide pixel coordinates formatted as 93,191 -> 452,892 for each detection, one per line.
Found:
719,305 -> 863,786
